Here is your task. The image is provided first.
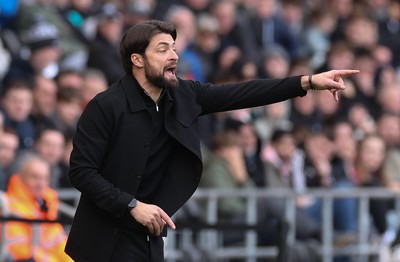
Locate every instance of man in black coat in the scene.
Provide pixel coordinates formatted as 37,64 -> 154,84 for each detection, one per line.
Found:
65,20 -> 358,261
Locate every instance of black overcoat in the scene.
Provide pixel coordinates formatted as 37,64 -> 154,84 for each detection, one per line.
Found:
65,74 -> 306,261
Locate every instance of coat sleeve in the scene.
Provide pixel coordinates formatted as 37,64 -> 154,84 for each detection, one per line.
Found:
68,98 -> 132,216
192,75 -> 306,115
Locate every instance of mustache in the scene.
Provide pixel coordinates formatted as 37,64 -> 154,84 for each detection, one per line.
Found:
165,62 -> 177,68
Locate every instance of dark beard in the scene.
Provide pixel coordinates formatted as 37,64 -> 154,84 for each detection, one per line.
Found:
144,62 -> 179,90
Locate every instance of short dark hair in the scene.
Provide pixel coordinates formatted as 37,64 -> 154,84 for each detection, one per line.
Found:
119,20 -> 177,74
270,128 -> 293,143
57,87 -> 82,103
1,79 -> 33,98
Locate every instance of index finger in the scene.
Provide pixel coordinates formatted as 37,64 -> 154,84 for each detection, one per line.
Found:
160,210 -> 176,230
335,69 -> 360,76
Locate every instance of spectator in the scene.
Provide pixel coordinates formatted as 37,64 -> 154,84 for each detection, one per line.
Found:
343,14 -> 379,51
0,128 -> 19,191
86,2 -> 125,85
317,40 -> 355,73
8,128 -> 66,189
55,69 -> 84,90
165,5 -> 197,52
347,103 -> 376,140
200,130 -> 320,245
328,0 -> 355,42
209,0 -> 259,65
124,0 -> 156,28
329,121 -> 359,235
367,0 -> 390,22
330,121 -> 359,186
63,0 -> 99,40
20,19 -> 62,79
249,0 -> 301,62
355,134 -> 394,243
0,155 -> 73,261
302,128 -> 359,262
280,0 -> 308,58
289,91 -> 320,132
378,0 -> 400,69
254,100 -> 292,143
315,88 -> 342,126
58,131 -> 74,189
349,49 -> 381,119
0,79 -> 35,149
181,0 -> 210,15
189,13 -> 221,82
200,130 -> 255,222
30,74 -> 58,133
16,0 -> 88,71
214,45 -> 244,79
304,8 -> 337,70
376,83 -> 400,116
303,130 -> 335,189
81,68 -> 108,108
262,128 -> 321,241
238,122 -> 266,187
376,112 -> 400,192
303,124 -> 358,241
50,87 -> 82,136
259,45 -> 291,78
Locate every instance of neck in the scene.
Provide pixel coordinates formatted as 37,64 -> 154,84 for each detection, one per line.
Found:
142,86 -> 163,102
133,71 -> 163,102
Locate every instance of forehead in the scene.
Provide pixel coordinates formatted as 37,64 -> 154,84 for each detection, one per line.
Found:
363,137 -> 384,149
6,88 -> 32,96
1,132 -> 19,143
24,160 -> 50,177
148,33 -> 175,47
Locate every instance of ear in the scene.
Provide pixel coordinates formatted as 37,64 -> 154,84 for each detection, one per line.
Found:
131,54 -> 143,68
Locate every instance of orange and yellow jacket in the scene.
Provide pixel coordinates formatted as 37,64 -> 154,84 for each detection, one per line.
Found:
0,175 -> 73,262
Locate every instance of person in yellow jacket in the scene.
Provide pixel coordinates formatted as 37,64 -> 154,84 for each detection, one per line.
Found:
0,155 -> 73,262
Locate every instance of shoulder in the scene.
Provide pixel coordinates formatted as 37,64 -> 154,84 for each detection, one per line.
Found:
177,78 -> 202,90
89,79 -> 127,109
95,80 -> 125,101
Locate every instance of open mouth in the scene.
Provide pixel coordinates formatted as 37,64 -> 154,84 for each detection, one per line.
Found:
165,65 -> 177,77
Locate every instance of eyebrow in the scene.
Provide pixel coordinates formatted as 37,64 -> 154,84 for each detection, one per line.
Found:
156,41 -> 175,47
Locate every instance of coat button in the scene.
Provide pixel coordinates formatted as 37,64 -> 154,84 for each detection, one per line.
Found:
137,172 -> 142,179
113,229 -> 119,234
144,143 -> 150,149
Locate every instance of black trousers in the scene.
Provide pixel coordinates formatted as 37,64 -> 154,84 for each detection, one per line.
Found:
109,230 -> 164,262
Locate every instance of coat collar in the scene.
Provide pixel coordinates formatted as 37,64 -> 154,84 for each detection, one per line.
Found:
120,74 -> 174,113
121,74 -> 147,113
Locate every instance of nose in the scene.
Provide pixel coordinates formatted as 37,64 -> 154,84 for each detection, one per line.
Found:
170,50 -> 179,62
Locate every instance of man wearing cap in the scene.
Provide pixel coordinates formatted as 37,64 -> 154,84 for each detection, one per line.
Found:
86,3 -> 125,85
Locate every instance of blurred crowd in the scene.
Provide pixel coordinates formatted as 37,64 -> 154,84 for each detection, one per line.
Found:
1,0 -> 400,260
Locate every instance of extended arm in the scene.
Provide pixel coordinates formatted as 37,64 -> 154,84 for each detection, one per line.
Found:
301,69 -> 360,101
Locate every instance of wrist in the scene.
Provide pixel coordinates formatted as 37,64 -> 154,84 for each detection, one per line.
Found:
301,75 -> 314,91
127,197 -> 137,211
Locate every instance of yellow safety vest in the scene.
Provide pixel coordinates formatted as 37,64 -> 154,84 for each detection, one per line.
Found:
0,175 -> 73,262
